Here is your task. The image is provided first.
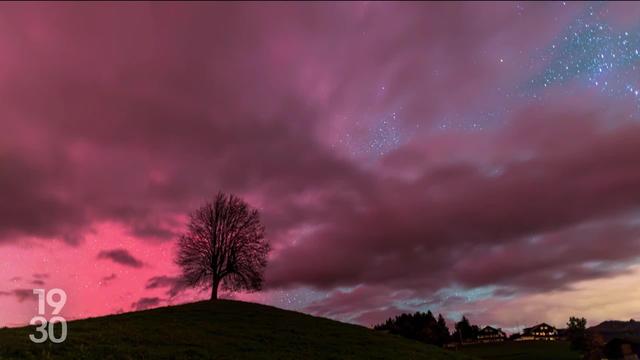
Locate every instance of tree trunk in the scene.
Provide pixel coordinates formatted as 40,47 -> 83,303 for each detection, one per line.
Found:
211,278 -> 220,300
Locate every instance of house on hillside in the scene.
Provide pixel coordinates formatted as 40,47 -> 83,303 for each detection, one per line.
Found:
515,323 -> 558,341
477,326 -> 506,343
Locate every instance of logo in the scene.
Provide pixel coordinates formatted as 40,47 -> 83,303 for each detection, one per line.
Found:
29,288 -> 67,343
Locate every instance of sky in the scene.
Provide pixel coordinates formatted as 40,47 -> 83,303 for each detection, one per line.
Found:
2,2 -> 640,333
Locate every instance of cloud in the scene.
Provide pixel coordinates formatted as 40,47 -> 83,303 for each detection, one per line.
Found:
269,100 -> 640,325
267,104 -> 640,295
0,3 -> 563,246
305,285 -> 411,321
352,306 -> 411,328
131,297 -> 161,311
0,289 -> 37,303
145,275 -> 189,297
425,265 -> 640,332
0,3 -> 369,247
1,2 -> 640,328
97,249 -> 144,268
100,273 -> 118,286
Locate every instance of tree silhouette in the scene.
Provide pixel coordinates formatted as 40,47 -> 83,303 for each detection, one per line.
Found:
436,314 -> 451,346
176,192 -> 269,300
566,316 -> 587,350
374,311 -> 450,346
452,316 -> 479,344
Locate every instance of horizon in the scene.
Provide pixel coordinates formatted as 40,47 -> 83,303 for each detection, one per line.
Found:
0,297 -> 634,342
1,296 -> 632,336
2,2 -> 640,336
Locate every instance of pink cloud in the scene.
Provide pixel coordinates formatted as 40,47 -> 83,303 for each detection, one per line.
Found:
1,2 -> 639,329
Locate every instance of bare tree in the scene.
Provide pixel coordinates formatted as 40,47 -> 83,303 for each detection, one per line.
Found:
176,192 -> 269,300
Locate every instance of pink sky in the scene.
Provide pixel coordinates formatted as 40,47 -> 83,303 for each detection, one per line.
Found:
2,2 -> 640,331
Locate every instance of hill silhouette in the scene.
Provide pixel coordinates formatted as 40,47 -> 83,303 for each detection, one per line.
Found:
0,300 -> 471,359
588,319 -> 640,342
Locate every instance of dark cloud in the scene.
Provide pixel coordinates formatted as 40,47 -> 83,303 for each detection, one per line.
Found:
97,249 -> 144,268
145,275 -> 189,298
0,289 -> 36,303
0,3 -> 367,246
352,306 -> 412,328
305,286 -> 411,321
100,273 -> 118,286
1,2 -> 640,327
131,297 -> 161,311
268,107 -> 640,294
0,3 -> 567,245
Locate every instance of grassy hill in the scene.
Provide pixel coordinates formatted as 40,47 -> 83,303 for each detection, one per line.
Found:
0,300 -> 471,360
458,341 -> 580,360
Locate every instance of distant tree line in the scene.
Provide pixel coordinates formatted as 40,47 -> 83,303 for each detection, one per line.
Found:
376,311 -> 599,352
374,311 -> 451,346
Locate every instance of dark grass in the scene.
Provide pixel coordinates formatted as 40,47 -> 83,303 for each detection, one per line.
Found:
457,340 -> 581,360
0,300 -> 472,360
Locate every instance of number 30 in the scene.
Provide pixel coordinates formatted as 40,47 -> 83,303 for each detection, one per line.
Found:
29,316 -> 67,343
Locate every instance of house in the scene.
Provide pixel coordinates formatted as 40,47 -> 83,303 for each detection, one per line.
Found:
477,326 -> 506,343
602,337 -> 640,360
516,323 -> 558,341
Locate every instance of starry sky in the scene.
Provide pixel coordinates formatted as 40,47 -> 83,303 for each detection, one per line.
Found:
2,2 -> 640,332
